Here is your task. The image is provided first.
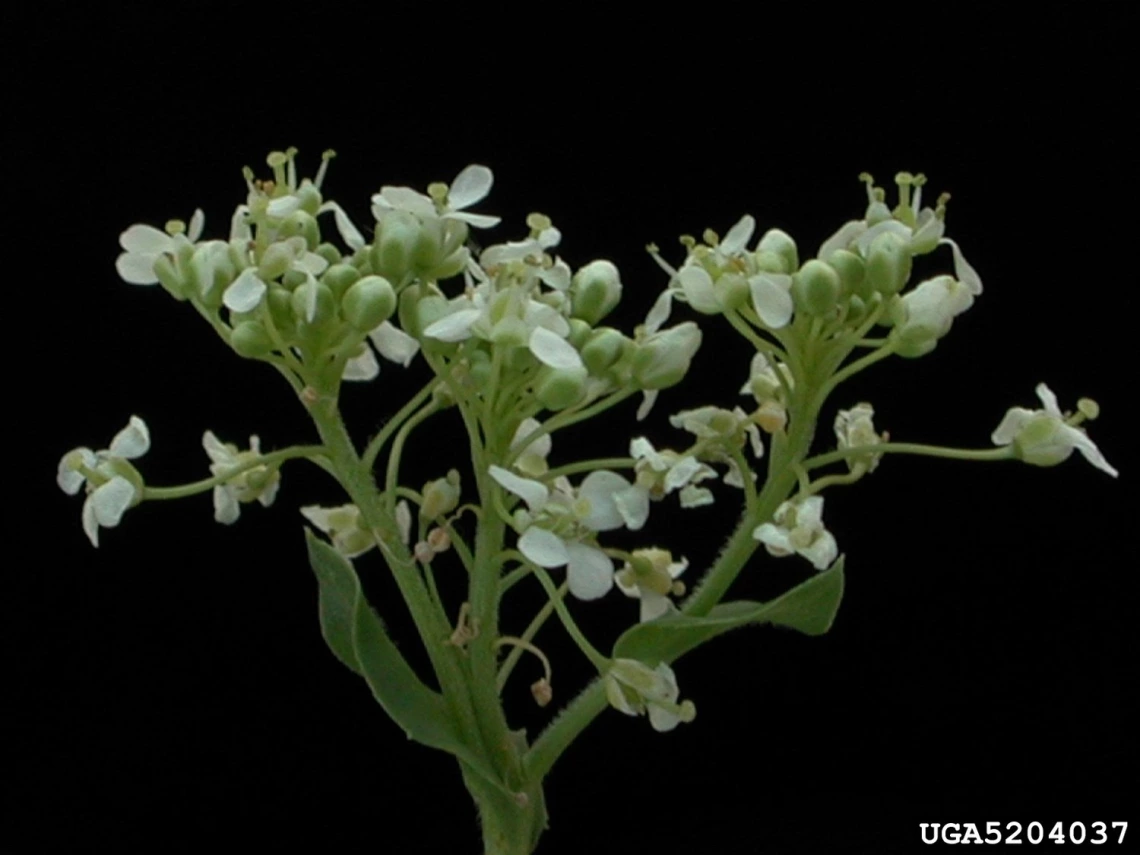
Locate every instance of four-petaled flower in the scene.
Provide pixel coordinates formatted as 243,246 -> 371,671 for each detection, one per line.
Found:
992,384 -> 1117,477
752,496 -> 838,571
57,416 -> 150,547
203,431 -> 281,524
604,659 -> 696,732
489,465 -> 649,600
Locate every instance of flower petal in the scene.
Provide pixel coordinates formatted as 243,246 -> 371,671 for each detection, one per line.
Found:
115,251 -> 160,285
518,527 -> 569,568
82,496 -> 100,547
423,309 -> 481,343
749,274 -> 794,328
941,238 -> 983,295
991,406 -> 1035,445
57,447 -> 95,495
187,208 -> 205,243
341,346 -> 380,381
720,214 -> 756,256
446,211 -> 501,228
369,321 -> 420,366
613,485 -> 650,531
448,164 -> 494,209
223,267 -> 267,313
109,416 -> 150,459
489,465 -> 550,512
529,327 -> 583,371
90,477 -> 136,527
578,471 -> 632,531
1034,383 -> 1062,416
565,542 -> 614,600
320,201 -> 365,250
213,485 -> 241,525
120,224 -> 173,255
1063,425 -> 1119,478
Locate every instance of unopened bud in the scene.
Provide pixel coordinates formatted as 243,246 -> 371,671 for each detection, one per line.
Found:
581,327 -> 627,375
321,263 -> 361,299
231,321 -> 275,358
757,228 -> 799,274
864,231 -> 911,296
571,260 -> 623,325
535,365 -> 589,411
792,259 -> 841,317
342,275 -> 396,332
531,678 -> 553,707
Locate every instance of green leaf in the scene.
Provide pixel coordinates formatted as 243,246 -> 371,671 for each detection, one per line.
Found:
613,556 -> 845,665
305,530 -> 514,797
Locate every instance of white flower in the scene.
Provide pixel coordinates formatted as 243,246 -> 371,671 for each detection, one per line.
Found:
630,437 -> 717,506
57,416 -> 150,547
115,211 -> 204,285
203,431 -> 280,524
616,548 -> 689,622
752,496 -> 838,571
488,465 -> 649,600
371,164 -> 500,228
834,402 -> 885,472
300,504 -> 376,558
222,236 -> 328,313
992,384 -> 1117,477
604,659 -> 696,732
891,274 -> 975,354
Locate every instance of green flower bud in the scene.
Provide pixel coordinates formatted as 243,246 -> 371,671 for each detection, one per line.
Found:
153,254 -> 186,301
571,260 -> 623,325
632,322 -> 702,390
753,250 -> 788,274
291,278 -> 335,327
190,243 -> 235,309
295,181 -> 322,216
231,321 -> 275,358
266,286 -> 296,336
321,263 -> 362,299
864,231 -> 912,296
315,242 -> 343,268
411,217 -> 445,271
372,211 -> 420,281
826,249 -> 866,299
535,365 -> 589,411
845,293 -> 867,324
757,228 -> 798,274
567,318 -> 592,348
466,348 -> 493,387
581,327 -> 627,375
489,316 -> 529,348
282,268 -> 307,290
342,275 -> 396,332
792,259 -> 841,317
258,241 -> 295,281
278,210 -> 320,249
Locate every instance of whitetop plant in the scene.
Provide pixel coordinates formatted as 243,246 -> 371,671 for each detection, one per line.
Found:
58,153 -> 1116,855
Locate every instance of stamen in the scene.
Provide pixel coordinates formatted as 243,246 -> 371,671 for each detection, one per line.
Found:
314,149 -> 336,190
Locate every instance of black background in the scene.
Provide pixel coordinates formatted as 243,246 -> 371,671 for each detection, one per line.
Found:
10,5 -> 1135,853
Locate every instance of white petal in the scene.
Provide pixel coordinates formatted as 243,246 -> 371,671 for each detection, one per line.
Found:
644,290 -> 673,335
1034,383 -> 1061,416
202,430 -> 233,466
677,265 -> 720,313
753,522 -> 793,554
665,456 -> 704,491
817,220 -> 867,260
258,477 -> 279,507
266,195 -> 302,217
614,485 -> 650,531
648,704 -> 684,733
82,496 -> 100,547
941,237 -> 983,295
991,407 -> 1035,446
379,186 -> 436,218
223,267 -> 267,313
679,485 -> 715,507
489,465 -> 549,512
540,258 -> 572,291
720,215 -> 756,256
369,321 -> 420,366
511,418 -> 552,459
565,543 -> 614,600
853,220 -> 911,256
480,239 -> 542,267
423,309 -> 481,342
109,416 -> 150,459
395,500 -> 413,544
750,274 -> 794,328
91,477 -> 136,527
230,205 -> 252,242
640,590 -> 672,623
797,496 -> 825,528
214,485 -> 241,524
187,208 -> 205,242
115,252 -> 160,285
57,447 -> 95,495
300,505 -> 335,532
518,527 -> 569,568
528,327 -> 583,371
321,201 -> 365,250
1064,426 -> 1119,478
445,211 -> 501,228
448,164 -> 494,209
800,531 -> 838,571
120,223 -> 173,254
636,390 -> 659,422
578,470 -> 634,531
341,346 -> 380,381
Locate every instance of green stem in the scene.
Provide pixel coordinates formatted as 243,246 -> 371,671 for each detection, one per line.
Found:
531,567 -> 609,671
142,445 -> 327,501
362,377 -> 440,470
505,389 -> 635,469
496,581 -> 566,692
384,400 -> 441,512
544,457 -> 636,480
805,441 -> 1014,471
820,339 -> 897,398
